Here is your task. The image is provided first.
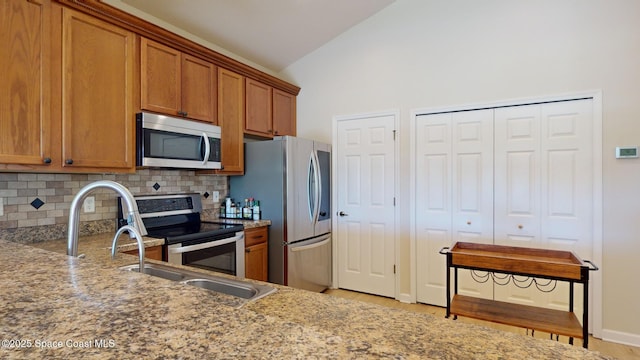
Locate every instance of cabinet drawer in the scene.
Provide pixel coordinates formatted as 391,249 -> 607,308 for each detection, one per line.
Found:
244,226 -> 268,247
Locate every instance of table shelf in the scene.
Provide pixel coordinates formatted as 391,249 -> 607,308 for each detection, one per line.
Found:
451,295 -> 583,339
442,242 -> 598,348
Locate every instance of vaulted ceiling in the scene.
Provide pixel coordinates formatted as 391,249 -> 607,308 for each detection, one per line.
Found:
119,0 -> 395,72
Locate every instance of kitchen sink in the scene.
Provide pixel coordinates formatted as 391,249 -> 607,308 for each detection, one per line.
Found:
183,279 -> 259,300
120,263 -> 276,304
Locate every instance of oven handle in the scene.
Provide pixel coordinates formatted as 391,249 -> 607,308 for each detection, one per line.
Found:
168,233 -> 244,254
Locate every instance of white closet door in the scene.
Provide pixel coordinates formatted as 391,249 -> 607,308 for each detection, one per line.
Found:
494,99 -> 593,315
494,104 -> 542,248
415,110 -> 493,305
415,113 -> 453,306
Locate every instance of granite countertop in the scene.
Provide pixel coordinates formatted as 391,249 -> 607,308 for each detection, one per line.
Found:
0,233 -> 611,359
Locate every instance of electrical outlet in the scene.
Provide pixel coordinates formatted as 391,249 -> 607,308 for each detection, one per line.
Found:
0,197 -> 3,216
83,196 -> 95,213
213,191 -> 220,202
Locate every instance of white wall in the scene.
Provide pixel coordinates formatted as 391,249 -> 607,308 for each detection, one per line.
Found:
281,0 -> 640,344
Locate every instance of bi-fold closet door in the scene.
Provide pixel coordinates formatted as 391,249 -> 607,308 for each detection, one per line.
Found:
415,99 -> 594,314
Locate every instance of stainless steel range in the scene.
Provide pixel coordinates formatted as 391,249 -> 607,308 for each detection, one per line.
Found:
117,193 -> 245,278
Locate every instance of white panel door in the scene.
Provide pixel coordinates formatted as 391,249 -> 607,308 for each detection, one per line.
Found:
494,100 -> 593,315
336,114 -> 396,297
494,104 -> 542,249
415,113 -> 453,305
415,110 -> 494,306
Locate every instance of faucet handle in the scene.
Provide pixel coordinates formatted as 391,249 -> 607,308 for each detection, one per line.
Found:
127,212 -> 148,237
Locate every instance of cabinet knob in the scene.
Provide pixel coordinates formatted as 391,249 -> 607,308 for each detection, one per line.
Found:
65,159 -> 74,165
43,157 -> 52,164
245,248 -> 251,253
518,224 -> 523,229
466,221 -> 471,225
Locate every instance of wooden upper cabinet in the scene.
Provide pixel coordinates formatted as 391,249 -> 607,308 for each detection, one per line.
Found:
273,88 -> 296,137
140,38 -> 181,116
245,78 -> 272,137
58,7 -> 135,171
0,0 -> 52,168
181,54 -> 217,123
141,37 -> 217,124
244,79 -> 296,138
216,68 -> 244,175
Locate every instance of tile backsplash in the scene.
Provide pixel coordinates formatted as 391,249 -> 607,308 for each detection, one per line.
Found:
0,170 -> 227,243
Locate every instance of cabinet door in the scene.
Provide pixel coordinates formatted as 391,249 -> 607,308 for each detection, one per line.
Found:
245,242 -> 268,281
140,38 -> 181,116
245,78 -> 272,137
216,68 -> 244,174
272,89 -> 296,136
60,8 -> 135,171
181,54 -> 216,123
0,0 -> 51,167
124,245 -> 163,261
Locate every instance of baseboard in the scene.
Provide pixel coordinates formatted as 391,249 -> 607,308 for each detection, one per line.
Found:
397,292 -> 413,304
601,329 -> 640,348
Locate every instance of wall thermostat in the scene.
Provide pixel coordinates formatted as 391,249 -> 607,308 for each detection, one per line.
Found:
615,146 -> 638,159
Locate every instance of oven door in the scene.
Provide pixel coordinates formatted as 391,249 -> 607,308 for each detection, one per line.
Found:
167,231 -> 245,278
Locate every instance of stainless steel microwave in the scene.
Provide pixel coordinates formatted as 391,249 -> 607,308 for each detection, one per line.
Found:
136,112 -> 221,170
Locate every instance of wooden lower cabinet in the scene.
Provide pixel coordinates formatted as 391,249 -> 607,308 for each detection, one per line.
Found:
244,226 -> 268,281
124,245 -> 163,261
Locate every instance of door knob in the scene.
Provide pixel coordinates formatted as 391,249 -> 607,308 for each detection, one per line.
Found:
338,211 -> 348,217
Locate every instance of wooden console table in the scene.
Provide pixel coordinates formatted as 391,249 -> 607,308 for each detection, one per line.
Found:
440,242 -> 598,348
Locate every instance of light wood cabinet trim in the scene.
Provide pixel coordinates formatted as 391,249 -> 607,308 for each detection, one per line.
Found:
54,0 -> 300,96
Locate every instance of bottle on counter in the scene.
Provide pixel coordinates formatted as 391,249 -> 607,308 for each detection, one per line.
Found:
225,197 -> 233,218
228,201 -> 236,218
243,198 -> 252,219
253,200 -> 260,220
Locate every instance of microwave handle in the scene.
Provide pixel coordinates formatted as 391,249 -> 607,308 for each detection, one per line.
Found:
201,132 -> 211,166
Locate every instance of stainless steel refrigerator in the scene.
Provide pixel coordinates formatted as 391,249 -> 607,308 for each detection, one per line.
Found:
230,136 -> 332,292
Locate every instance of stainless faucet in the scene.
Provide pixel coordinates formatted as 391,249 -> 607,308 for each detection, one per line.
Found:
67,180 -> 148,257
111,225 -> 145,272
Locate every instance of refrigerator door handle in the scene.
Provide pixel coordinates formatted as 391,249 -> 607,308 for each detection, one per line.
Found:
313,150 -> 321,224
308,152 -> 321,223
289,236 -> 331,252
